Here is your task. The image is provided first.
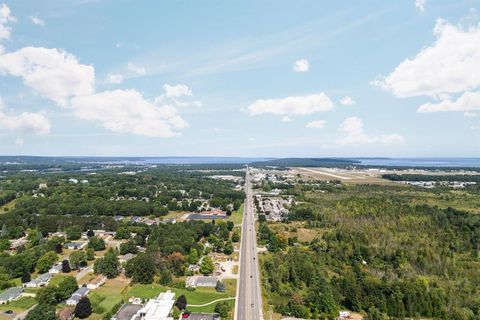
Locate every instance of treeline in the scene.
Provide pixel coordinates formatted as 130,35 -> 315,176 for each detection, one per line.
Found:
0,191 -> 15,206
382,173 -> 480,182
261,187 -> 480,319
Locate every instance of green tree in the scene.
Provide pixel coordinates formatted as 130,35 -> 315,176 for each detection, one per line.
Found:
66,226 -> 82,240
187,248 -> 199,264
94,248 -> 119,278
75,297 -> 92,319
86,248 -> 95,261
200,256 -> 215,275
57,276 -> 78,300
69,251 -> 87,269
119,240 -> 138,255
175,294 -> 187,310
125,254 -> 155,284
36,251 -> 58,273
25,303 -> 57,320
87,236 -> 106,251
36,286 -> 59,305
214,301 -> 231,318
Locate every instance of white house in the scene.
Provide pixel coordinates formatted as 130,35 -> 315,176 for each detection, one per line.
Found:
64,242 -> 87,250
86,275 -> 106,290
133,290 -> 175,320
0,287 -> 23,304
66,287 -> 89,306
23,273 -> 52,288
49,263 -> 63,274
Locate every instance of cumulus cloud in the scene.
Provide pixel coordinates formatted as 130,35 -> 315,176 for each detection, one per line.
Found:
247,92 -> 333,117
293,59 -> 309,72
337,117 -> 404,145
281,116 -> 292,122
464,112 -> 477,117
106,73 -> 123,84
418,91 -> 480,113
373,20 -> 480,99
306,119 -> 326,129
415,0 -> 426,12
0,3 -> 15,41
163,83 -> 193,98
340,96 -> 356,106
127,62 -> 146,75
71,89 -> 188,137
30,16 -> 45,27
0,47 -> 95,107
0,98 -> 50,134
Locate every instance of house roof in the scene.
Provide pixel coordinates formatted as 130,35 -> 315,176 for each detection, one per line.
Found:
72,287 -> 89,297
58,307 -> 75,320
195,276 -> 218,287
0,287 -> 22,301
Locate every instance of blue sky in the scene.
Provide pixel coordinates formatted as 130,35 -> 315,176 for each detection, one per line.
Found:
0,0 -> 479,157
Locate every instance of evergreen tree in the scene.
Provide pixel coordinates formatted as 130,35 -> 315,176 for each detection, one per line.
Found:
75,297 -> 92,319
21,272 -> 31,283
175,294 -> 187,310
200,256 -> 215,275
61,259 -> 71,273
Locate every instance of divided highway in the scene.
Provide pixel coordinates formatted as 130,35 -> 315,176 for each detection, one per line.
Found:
235,167 -> 263,320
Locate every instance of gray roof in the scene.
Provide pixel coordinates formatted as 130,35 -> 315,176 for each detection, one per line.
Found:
72,287 -> 89,297
114,304 -> 143,320
195,276 -> 218,287
0,287 -> 22,301
188,313 -> 220,320
28,273 -> 52,285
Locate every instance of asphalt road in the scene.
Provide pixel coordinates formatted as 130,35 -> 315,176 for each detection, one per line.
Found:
235,168 -> 263,320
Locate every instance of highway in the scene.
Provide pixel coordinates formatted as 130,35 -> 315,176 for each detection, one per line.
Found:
235,167 -> 263,320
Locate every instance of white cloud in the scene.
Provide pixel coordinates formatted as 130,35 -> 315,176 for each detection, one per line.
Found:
415,0 -> 426,12
0,47 -> 95,107
247,92 -> 333,117
30,16 -> 45,27
418,91 -> 480,113
339,96 -> 356,106
249,137 -> 256,142
106,73 -> 123,84
306,119 -> 326,129
464,111 -> 477,117
293,59 -> 309,72
71,89 -> 188,137
163,83 -> 193,98
373,20 -> 480,99
127,62 -> 146,76
0,3 -> 16,41
281,116 -> 292,122
0,99 -> 50,135
337,116 -> 404,145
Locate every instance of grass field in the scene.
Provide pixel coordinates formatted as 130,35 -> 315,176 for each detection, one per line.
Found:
227,203 -> 244,225
0,199 -> 16,213
126,283 -> 235,305
87,278 -> 127,318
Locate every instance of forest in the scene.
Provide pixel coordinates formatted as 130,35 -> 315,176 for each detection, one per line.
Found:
260,183 -> 480,319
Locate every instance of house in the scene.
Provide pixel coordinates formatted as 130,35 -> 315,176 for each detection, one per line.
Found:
86,275 -> 106,290
186,313 -> 220,320
0,287 -> 23,304
143,219 -> 157,226
23,273 -> 53,288
68,178 -> 79,184
339,311 -> 351,319
58,307 -> 75,320
9,238 -> 28,251
133,290 -> 175,320
49,263 -> 63,274
114,215 -> 124,221
186,276 -> 218,288
66,287 -> 89,306
119,253 -> 136,264
64,242 -> 87,250
112,303 -> 143,320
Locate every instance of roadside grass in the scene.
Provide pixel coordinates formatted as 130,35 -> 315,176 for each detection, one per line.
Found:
227,204 -> 244,225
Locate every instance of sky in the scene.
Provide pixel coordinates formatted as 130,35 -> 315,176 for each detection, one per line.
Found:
0,0 -> 479,157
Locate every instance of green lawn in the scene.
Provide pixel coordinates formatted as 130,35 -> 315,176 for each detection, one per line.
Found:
227,203 -> 244,225
88,279 -> 126,317
126,284 -> 234,305
0,297 -> 36,312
